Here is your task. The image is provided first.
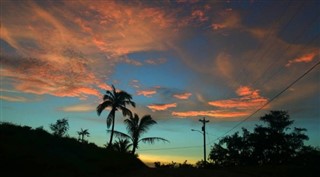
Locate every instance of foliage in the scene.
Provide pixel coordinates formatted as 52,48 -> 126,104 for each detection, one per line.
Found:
209,110 -> 312,166
77,128 -> 90,143
49,118 -> 69,137
96,85 -> 135,147
111,138 -> 132,153
112,113 -> 169,154
154,160 -> 194,169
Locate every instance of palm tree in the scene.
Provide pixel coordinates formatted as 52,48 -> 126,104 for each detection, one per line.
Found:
97,85 -> 136,147
112,138 -> 132,153
113,113 -> 169,154
77,128 -> 90,143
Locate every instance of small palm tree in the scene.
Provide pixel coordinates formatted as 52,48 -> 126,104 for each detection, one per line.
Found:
112,138 -> 132,153
77,128 -> 90,143
97,85 -> 136,147
113,113 -> 169,154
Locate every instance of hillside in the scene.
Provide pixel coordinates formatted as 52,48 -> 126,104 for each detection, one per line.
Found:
0,123 -> 146,177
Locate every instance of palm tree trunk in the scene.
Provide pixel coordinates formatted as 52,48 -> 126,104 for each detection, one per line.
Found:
131,141 -> 137,154
108,108 -> 116,148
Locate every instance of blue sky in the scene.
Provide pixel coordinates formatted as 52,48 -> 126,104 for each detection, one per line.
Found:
1,0 -> 319,164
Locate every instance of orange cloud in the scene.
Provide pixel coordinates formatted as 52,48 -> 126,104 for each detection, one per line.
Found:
173,93 -> 192,100
1,0 -> 181,99
286,52 -> 317,67
172,110 -> 250,118
208,86 -> 267,110
137,90 -> 157,97
147,103 -> 177,112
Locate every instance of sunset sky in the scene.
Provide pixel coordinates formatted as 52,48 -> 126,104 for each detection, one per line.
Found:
1,0 -> 319,164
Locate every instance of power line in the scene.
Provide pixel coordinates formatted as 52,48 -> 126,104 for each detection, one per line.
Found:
211,59 -> 320,143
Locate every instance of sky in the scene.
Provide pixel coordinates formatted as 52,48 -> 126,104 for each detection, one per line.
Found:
1,0 -> 319,165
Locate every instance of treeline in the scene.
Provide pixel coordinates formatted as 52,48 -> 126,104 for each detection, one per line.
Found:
208,111 -> 319,167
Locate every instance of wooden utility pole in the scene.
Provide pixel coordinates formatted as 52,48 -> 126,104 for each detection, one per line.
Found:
199,117 -> 209,164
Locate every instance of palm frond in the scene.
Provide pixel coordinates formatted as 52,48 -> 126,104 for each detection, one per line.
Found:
97,100 -> 112,116
106,111 -> 114,128
119,106 -> 133,118
107,130 -> 131,140
139,137 -> 169,144
138,115 -> 157,135
103,94 -> 114,102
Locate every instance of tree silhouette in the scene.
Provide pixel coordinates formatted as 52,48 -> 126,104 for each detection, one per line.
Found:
112,113 -> 168,154
209,110 -> 309,166
77,128 -> 90,143
97,85 -> 135,148
111,138 -> 132,153
49,118 -> 69,137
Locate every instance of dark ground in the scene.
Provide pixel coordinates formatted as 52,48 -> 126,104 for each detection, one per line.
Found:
1,122 -> 318,177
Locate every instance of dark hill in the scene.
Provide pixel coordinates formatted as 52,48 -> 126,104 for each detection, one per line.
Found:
0,122 -> 146,177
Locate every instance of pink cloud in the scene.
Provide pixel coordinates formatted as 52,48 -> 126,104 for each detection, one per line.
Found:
286,52 -> 317,67
147,103 -> 177,112
137,90 -> 157,97
173,92 -> 192,100
211,9 -> 241,31
172,110 -> 250,118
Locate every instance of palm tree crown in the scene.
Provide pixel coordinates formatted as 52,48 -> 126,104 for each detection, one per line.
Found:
97,85 -> 135,147
77,128 -> 90,143
113,113 -> 168,154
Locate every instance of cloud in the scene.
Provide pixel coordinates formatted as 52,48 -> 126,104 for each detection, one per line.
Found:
147,103 -> 177,112
211,8 -> 241,31
171,86 -> 268,119
208,86 -> 268,110
58,104 -> 96,112
173,92 -> 192,100
286,52 -> 317,67
1,0 -> 182,99
137,89 -> 157,97
172,110 -> 250,118
0,95 -> 28,102
145,58 -> 167,65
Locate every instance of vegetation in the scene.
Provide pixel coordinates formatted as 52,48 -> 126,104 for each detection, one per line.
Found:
77,128 -> 90,143
96,85 -> 136,147
112,113 -> 169,154
49,118 -> 69,137
0,122 -> 145,177
208,111 -> 319,168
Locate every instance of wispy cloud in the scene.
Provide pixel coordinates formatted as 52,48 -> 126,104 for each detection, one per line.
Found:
137,89 -> 157,97
173,92 -> 192,100
172,110 -> 250,118
145,58 -> 167,65
0,95 -> 28,102
58,104 -> 96,112
286,52 -> 317,67
147,103 -> 177,112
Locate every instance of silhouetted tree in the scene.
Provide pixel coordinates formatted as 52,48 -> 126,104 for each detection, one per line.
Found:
112,138 -> 132,153
112,114 -> 168,154
209,110 -> 309,166
77,128 -> 90,143
49,118 -> 69,137
96,85 -> 135,148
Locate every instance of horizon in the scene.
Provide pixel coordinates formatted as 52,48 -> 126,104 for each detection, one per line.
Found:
1,0 -> 319,165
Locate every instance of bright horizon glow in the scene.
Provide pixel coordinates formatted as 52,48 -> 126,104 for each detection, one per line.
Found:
1,0 -> 319,165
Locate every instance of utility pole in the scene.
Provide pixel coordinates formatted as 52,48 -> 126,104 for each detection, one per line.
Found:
199,117 -> 209,164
